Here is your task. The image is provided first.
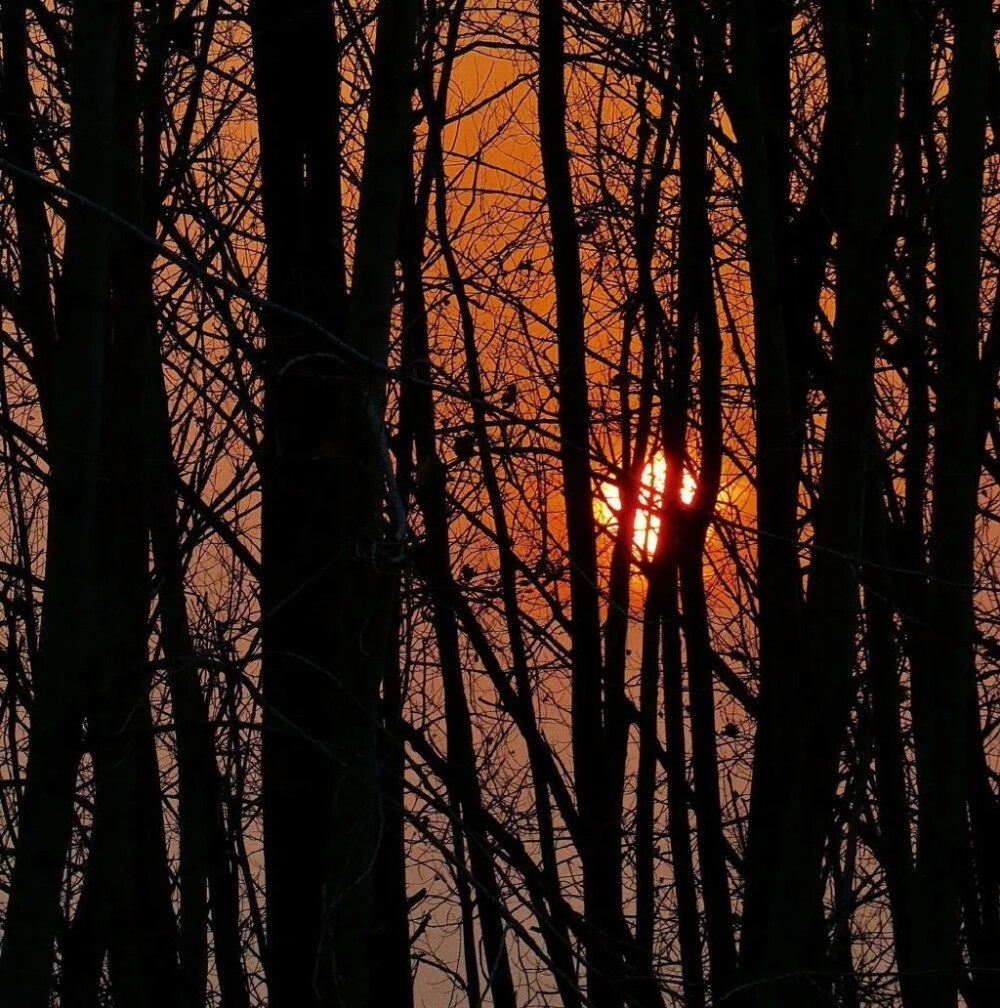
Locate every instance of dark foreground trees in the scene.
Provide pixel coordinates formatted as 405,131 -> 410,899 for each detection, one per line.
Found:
0,1 -> 999,1006
250,0 -> 416,1001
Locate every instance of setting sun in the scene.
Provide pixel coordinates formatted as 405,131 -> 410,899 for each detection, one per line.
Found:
595,454 -> 697,556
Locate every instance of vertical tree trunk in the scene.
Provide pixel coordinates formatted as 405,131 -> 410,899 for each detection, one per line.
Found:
0,0 -> 121,1001
136,1 -> 234,1000
726,4 -> 805,990
146,253 -> 250,1008
536,3 -> 633,1005
862,483 -> 921,1008
100,17 -> 181,1002
0,0 -> 56,417
399,188 -> 516,1008
370,599 -> 415,1008
735,2 -> 908,1002
910,5 -> 990,1005
865,14 -> 930,1002
661,559 -> 706,1008
58,14 -> 184,998
249,0 -> 345,987
674,8 -> 737,997
251,0 -> 417,1001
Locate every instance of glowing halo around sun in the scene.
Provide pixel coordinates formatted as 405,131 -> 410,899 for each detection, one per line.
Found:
594,453 -> 697,557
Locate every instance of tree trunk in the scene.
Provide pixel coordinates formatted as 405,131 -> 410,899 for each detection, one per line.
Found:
726,5 -> 805,991
399,186 -> 516,1008
251,0 -> 417,1001
735,2 -> 908,1002
910,5 -> 990,1004
537,3 -> 635,1005
0,0 -> 122,1001
674,9 -> 737,997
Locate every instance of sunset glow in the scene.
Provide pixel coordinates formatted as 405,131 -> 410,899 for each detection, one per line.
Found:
3,0 -> 990,1002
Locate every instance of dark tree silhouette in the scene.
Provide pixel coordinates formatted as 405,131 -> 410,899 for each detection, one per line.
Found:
250,0 -> 417,1003
0,2 -> 999,1007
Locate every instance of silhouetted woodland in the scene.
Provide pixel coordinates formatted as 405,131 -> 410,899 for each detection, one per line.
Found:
0,1 -> 998,1006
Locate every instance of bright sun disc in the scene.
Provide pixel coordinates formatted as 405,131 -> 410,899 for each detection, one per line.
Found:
594,454 -> 696,556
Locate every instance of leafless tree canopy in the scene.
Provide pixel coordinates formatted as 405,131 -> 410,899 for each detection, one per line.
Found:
0,1 -> 999,1006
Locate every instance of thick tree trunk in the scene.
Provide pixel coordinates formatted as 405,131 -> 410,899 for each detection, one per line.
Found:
100,20 -> 181,1003
726,5 -> 805,992
0,0 -> 122,1002
910,5 -> 990,1005
249,0 -> 345,986
735,3 -> 908,1002
59,19 -> 184,998
251,0 -> 417,1002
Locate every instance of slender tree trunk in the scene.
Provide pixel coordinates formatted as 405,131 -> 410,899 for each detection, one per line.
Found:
399,188 -> 516,1008
864,17 -> 933,1002
0,0 -> 56,416
145,256 -> 250,1008
421,50 -> 587,1001
963,681 -> 1000,1006
634,584 -> 660,972
537,3 -> 639,1005
863,480 -> 924,1008
134,1 -> 236,999
661,557 -> 706,1008
963,54 -> 1000,1001
370,599 -> 415,1008
674,9 -> 736,997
